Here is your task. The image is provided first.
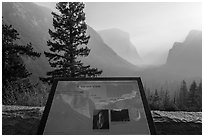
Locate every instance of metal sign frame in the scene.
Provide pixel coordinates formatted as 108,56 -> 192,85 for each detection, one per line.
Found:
37,77 -> 156,135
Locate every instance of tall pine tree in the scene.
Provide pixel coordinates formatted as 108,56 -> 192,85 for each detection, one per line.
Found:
152,89 -> 160,110
163,90 -> 170,110
2,20 -> 41,86
179,80 -> 188,110
195,81 -> 202,111
42,2 -> 102,83
187,81 -> 197,111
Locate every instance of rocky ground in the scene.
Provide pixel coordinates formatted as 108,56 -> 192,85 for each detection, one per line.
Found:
152,111 -> 202,135
2,105 -> 202,135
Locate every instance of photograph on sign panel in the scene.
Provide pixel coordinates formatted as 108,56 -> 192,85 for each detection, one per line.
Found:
111,109 -> 130,122
93,109 -> 109,130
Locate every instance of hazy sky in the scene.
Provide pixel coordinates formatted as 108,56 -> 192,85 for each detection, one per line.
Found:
36,2 -> 201,65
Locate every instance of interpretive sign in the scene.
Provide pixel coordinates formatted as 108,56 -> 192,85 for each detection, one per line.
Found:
38,77 -> 156,135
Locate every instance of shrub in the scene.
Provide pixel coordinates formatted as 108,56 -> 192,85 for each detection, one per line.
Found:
3,79 -> 49,106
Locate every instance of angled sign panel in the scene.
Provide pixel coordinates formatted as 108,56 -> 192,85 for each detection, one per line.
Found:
38,77 -> 156,135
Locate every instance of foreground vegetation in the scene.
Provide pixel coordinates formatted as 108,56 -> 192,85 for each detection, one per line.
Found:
2,79 -> 48,106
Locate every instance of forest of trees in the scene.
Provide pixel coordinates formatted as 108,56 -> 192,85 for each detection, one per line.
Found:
145,80 -> 202,112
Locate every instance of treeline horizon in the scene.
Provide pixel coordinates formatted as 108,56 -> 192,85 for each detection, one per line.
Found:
145,80 -> 202,112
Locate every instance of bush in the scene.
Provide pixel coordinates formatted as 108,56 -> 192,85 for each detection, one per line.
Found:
3,79 -> 49,106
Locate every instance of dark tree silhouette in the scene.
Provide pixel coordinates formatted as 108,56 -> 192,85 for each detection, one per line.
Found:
187,81 -> 197,111
163,90 -> 170,110
2,20 -> 41,86
150,89 -> 160,110
41,2 -> 102,83
178,80 -> 188,110
195,81 -> 202,111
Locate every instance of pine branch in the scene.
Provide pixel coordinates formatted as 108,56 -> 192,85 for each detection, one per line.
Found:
2,20 -> 41,85
44,51 -> 65,61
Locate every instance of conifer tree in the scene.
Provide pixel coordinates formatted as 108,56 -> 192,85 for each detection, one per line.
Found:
152,89 -> 160,110
187,81 -> 197,111
2,20 -> 41,86
173,91 -> 177,105
42,2 -> 102,83
159,87 -> 165,101
163,90 -> 170,110
195,81 -> 202,111
179,80 -> 188,110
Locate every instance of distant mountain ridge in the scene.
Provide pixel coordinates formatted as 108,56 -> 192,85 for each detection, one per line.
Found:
165,30 -> 202,78
84,26 -> 140,76
140,30 -> 202,94
99,28 -> 142,66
